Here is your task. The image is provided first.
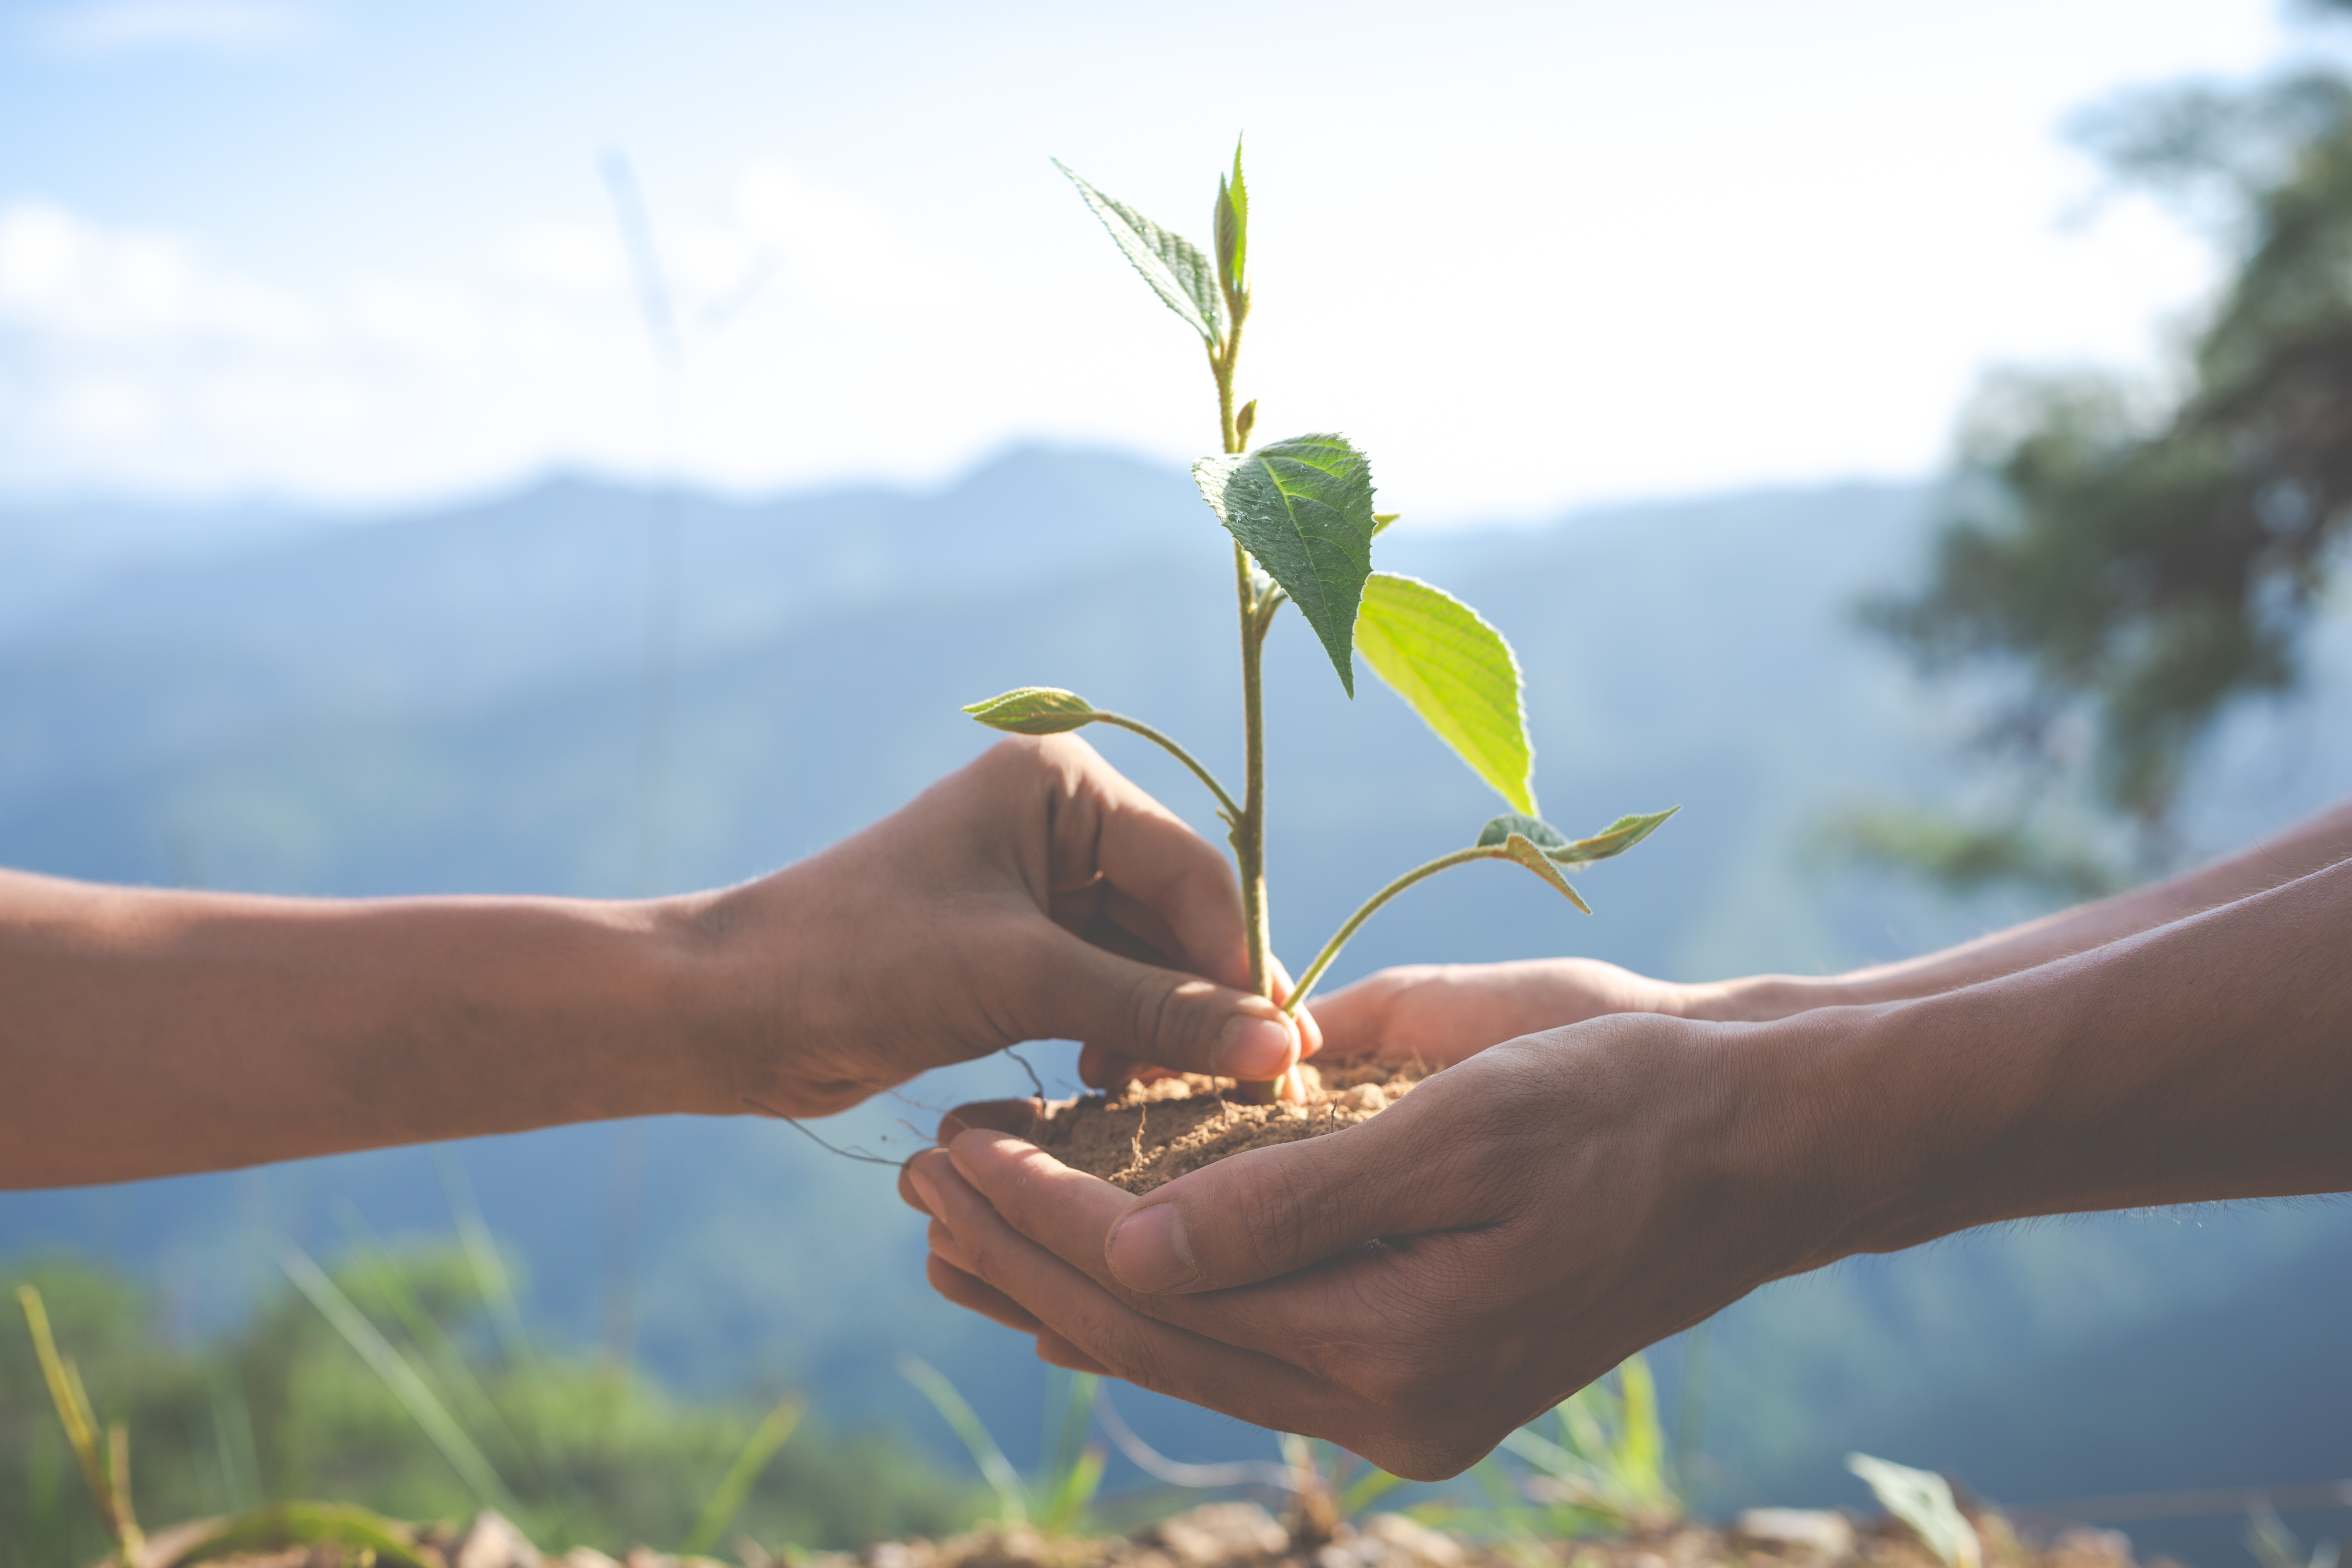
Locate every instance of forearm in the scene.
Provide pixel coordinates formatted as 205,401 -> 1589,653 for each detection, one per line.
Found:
0,870 -> 736,1189
1685,796 -> 2352,1021
1791,854 -> 2352,1262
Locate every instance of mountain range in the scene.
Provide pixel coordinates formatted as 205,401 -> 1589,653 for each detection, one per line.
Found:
2,448 -> 2348,1564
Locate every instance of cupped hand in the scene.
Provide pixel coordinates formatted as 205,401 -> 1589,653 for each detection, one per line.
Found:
1307,958 -> 1693,1068
900,1009 -> 1870,1481
690,735 -> 1315,1117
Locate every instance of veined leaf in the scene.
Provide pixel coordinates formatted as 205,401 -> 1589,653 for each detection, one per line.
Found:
963,687 -> 1098,735
1356,572 -> 1535,814
1194,434 -> 1378,694
1479,807 -> 1679,865
1494,831 -> 1592,913
1056,162 -> 1222,342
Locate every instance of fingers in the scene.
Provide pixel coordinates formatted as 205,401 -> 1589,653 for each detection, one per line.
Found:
943,1131 -> 1402,1361
915,1137 -> 1359,1437
1035,1329 -> 1112,1375
1271,955 -> 1324,1063
926,1251 -> 1044,1334
1063,748 -> 1253,993
1020,924 -> 1301,1080
902,1100 -> 1039,1214
1082,1085 -> 1483,1295
1299,970 -> 1414,1058
938,1098 -> 1042,1143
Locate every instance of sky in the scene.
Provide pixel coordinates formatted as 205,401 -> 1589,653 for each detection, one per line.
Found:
0,0 -> 2341,521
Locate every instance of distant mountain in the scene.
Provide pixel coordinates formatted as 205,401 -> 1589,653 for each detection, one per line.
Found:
2,448 -> 2347,1558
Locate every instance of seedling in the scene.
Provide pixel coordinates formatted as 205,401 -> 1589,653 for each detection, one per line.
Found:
966,140 -> 1675,1093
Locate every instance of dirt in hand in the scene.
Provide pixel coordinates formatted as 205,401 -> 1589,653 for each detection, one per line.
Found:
1031,1058 -> 1434,1194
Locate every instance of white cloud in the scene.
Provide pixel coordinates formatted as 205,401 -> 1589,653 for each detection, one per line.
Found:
27,0 -> 319,58
0,201 -> 316,344
0,161 -> 1005,501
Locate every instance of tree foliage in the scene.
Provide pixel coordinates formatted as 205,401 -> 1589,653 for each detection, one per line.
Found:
1866,67 -> 2352,850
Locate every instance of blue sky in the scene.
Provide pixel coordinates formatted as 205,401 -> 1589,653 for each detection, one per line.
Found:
0,0 -> 2336,517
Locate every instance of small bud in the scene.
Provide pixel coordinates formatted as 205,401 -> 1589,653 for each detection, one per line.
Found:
1236,398 -> 1258,447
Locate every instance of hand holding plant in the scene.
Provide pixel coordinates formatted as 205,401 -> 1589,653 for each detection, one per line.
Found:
963,141 -> 1673,1099
708,734 -> 1313,1118
902,1009 -> 1811,1481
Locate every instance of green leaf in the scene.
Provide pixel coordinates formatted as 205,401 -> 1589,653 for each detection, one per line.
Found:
1356,572 -> 1536,814
963,687 -> 1098,735
1055,161 -> 1223,341
1478,807 -> 1679,865
1493,831 -> 1592,914
1194,434 -> 1379,694
1846,1454 -> 1980,1568
1216,136 -> 1249,294
1371,511 -> 1401,537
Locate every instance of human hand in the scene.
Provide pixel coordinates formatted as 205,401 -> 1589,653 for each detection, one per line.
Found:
1309,957 -> 1693,1068
683,735 -> 1316,1118
901,1007 -> 1873,1480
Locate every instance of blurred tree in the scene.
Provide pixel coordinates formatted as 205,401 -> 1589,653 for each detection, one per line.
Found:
1855,60 -> 2352,893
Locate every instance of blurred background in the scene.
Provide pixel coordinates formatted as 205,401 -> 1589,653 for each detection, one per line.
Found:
4,0 -> 2351,1562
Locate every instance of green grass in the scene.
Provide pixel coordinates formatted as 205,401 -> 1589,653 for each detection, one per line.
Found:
1,1250 -> 977,1564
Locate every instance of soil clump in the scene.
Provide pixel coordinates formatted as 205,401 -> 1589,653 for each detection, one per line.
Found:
1033,1059 -> 1434,1194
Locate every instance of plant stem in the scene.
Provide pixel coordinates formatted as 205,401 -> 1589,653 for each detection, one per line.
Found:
1209,276 -> 1285,1097
1234,541 -> 1272,999
1282,846 -> 1506,1014
1084,712 -> 1241,824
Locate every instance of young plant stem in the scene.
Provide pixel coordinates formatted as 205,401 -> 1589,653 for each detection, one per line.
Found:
1210,301 -> 1296,1100
1085,712 -> 1241,824
1282,846 -> 1506,1015
1234,541 -> 1272,999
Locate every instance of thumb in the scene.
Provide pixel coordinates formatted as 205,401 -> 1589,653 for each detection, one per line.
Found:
1102,1088 -> 1454,1295
1029,927 -> 1301,1082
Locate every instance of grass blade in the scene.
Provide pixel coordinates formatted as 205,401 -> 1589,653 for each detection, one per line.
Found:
280,1244 -> 528,1528
332,1205 -> 535,1475
17,1284 -> 143,1561
900,1354 -> 1027,1525
1339,1465 -> 1405,1518
434,1152 -> 535,1370
205,1362 -> 264,1513
680,1393 -> 804,1557
1040,1444 -> 1106,1534
169,1501 -> 441,1568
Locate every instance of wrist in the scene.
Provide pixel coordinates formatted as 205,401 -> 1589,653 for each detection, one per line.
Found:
655,854 -> 846,1117
1754,988 -> 2054,1267
1674,972 -> 1842,1022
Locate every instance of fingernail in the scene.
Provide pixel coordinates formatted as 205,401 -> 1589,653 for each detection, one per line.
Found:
1212,1013 -> 1294,1079
1106,1203 -> 1197,1292
908,1160 -> 943,1217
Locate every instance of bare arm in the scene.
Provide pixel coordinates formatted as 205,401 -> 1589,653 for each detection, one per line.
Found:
906,853 -> 2352,1479
1306,795 -> 2352,1059
0,738 -> 1304,1189
1709,793 -> 2352,1019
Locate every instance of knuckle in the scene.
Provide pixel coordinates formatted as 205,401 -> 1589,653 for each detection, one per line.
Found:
1347,1349 -> 1450,1414
1230,1158 -> 1330,1279
1127,972 -> 1217,1062
1067,1297 -> 1174,1392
